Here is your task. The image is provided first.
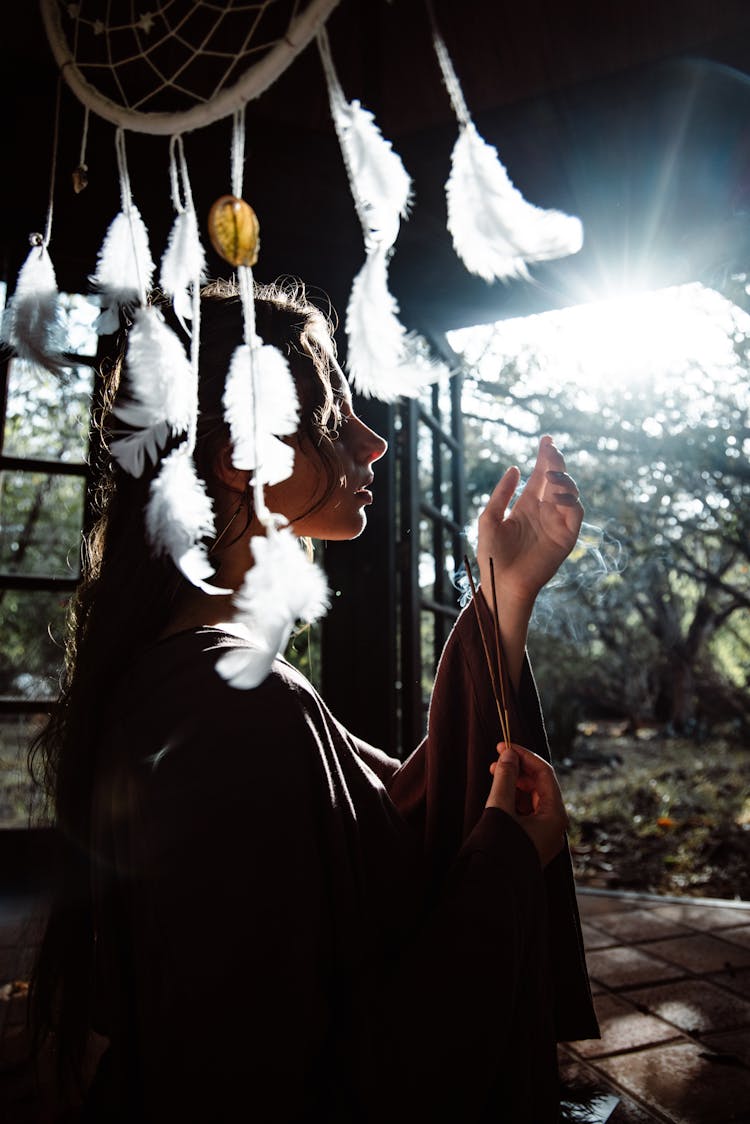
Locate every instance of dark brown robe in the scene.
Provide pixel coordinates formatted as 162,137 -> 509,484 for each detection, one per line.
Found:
85,599 -> 598,1122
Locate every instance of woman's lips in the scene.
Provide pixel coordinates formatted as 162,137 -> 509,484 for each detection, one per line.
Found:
354,478 -> 374,504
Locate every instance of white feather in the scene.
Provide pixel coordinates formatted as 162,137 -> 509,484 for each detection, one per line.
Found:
319,30 -> 444,404
334,98 -> 412,249
222,342 -> 299,486
447,122 -> 584,283
0,243 -> 67,375
145,445 -> 228,594
90,205 -> 155,333
217,525 -> 330,689
346,247 -> 446,401
110,306 -> 194,477
159,207 -> 206,331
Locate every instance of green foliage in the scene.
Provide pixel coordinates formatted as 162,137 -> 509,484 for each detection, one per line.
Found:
0,295 -> 96,699
562,730 -> 750,899
284,620 -> 323,687
452,278 -> 750,737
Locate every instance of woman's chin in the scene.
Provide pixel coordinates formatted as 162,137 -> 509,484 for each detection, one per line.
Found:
320,512 -> 369,542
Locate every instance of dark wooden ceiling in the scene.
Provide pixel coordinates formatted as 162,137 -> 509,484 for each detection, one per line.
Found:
4,1 -> 750,336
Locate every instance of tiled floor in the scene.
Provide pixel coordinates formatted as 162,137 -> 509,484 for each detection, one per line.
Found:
561,888 -> 750,1123
2,887 -> 750,1122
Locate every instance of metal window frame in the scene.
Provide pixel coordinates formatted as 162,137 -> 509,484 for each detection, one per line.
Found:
0,337 -> 98,714
398,337 -> 467,752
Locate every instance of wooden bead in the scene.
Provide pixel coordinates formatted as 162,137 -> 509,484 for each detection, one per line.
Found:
207,195 -> 260,267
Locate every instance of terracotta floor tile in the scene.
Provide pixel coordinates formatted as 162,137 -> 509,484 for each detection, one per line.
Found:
649,903 -> 750,931
607,1099 -> 665,1123
626,979 -> 750,1035
597,1040 -> 750,1122
583,922 -> 618,950
586,946 -> 684,989
721,927 -> 750,951
589,908 -> 693,945
700,1028 -> 750,1069
570,992 -> 682,1058
645,933 -> 750,975
558,1053 -> 660,1122
712,968 -> 750,1000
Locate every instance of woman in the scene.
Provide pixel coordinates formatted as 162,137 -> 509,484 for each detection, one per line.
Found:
30,278 -> 598,1122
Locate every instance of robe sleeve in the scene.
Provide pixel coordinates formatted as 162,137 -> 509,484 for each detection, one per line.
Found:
385,595 -> 600,1044
368,805 -> 562,1124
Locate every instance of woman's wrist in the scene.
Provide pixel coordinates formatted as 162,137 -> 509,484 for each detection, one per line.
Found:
477,584 -> 533,690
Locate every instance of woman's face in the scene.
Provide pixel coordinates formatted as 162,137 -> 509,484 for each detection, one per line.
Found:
265,365 -> 388,541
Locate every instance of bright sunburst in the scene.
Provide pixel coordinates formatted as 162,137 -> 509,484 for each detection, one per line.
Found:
447,282 -> 750,405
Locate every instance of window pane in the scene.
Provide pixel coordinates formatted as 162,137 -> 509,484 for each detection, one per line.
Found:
0,589 -> 69,699
2,293 -> 98,460
0,711 -> 50,829
58,292 -> 100,355
0,471 -> 85,578
3,358 -> 94,463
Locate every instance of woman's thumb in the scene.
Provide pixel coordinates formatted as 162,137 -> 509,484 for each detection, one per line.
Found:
487,743 -> 520,812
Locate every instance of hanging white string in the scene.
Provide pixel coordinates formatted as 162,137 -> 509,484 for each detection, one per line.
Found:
0,75 -> 66,374
216,107 -> 331,689
222,109 -> 301,519
116,127 -> 149,307
231,106 -> 246,201
43,74 -> 62,250
229,106 -> 270,529
428,6 -> 584,283
70,4 -> 89,194
161,134 -> 207,345
90,129 -> 155,333
79,107 -> 90,167
72,105 -> 91,192
430,20 -> 471,129
142,134 -> 227,593
317,26 -> 445,402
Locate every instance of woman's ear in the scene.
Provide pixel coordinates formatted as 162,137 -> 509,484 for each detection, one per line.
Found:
213,443 -> 249,492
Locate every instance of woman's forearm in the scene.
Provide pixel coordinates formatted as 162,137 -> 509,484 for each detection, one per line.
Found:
479,586 -> 534,693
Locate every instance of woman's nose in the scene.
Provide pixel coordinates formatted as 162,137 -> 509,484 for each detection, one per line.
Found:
365,425 -> 388,463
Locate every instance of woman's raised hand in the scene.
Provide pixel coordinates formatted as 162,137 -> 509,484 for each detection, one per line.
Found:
486,742 -> 568,868
476,435 -> 583,612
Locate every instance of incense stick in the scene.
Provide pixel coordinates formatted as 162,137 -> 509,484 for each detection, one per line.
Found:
488,557 -> 512,748
463,555 -> 512,747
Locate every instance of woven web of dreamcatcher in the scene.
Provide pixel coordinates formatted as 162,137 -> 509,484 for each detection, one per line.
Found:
42,0 -> 340,132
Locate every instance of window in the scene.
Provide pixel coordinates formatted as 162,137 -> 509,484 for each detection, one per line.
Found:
0,292 -> 99,829
397,347 -> 467,748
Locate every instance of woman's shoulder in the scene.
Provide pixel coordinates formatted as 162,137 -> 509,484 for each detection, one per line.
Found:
114,625 -> 322,745
99,626 -> 338,809
143,623 -> 311,691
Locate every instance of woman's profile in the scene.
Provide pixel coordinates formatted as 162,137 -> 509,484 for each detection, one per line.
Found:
29,277 -> 599,1122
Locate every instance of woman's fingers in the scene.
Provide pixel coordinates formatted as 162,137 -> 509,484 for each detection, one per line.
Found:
546,469 -> 579,497
485,743 -> 521,815
486,740 -> 569,866
521,435 -> 558,503
479,465 -> 521,526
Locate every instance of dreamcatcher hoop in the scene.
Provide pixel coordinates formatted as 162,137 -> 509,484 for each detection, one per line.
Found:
40,0 -> 341,134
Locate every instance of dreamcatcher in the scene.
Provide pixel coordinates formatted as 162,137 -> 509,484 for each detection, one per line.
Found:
1,0 -> 583,689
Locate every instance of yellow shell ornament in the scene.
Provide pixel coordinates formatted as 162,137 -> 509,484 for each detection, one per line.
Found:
207,195 -> 260,267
